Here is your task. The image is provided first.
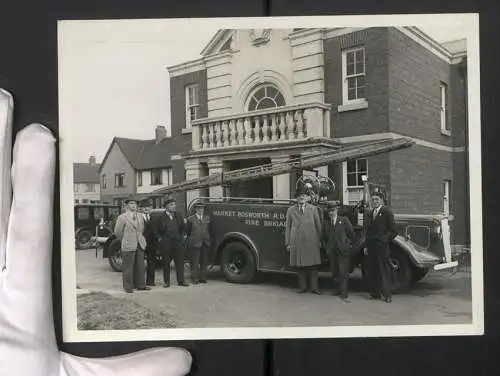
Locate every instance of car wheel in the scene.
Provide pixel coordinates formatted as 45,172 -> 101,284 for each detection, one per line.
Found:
220,242 -> 256,284
108,238 -> 123,272
76,229 -> 93,249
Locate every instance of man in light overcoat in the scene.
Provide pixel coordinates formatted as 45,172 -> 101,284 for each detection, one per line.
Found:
114,196 -> 151,293
285,188 -> 323,294
322,201 -> 354,299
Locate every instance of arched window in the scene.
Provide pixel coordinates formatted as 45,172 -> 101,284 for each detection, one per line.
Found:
247,84 -> 286,111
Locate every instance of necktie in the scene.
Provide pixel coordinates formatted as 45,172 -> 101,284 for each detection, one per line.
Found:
373,207 -> 379,219
300,205 -> 304,213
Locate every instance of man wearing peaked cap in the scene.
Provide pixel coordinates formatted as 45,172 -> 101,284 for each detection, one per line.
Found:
185,200 -> 212,284
322,201 -> 354,300
156,195 -> 189,287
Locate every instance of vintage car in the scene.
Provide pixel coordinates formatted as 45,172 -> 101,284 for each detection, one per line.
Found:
74,203 -> 120,249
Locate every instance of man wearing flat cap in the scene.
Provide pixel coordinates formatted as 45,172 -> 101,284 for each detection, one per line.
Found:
156,196 -> 189,288
185,201 -> 212,284
285,187 -> 323,294
365,191 -> 397,303
113,196 -> 150,293
322,201 -> 354,299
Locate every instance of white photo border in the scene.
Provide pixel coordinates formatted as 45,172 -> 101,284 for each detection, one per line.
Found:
58,13 -> 483,342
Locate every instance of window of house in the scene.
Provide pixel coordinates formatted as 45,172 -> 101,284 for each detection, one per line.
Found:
185,84 -> 199,129
101,174 -> 107,189
165,168 -> 173,186
443,180 -> 451,215
85,183 -> 95,192
346,158 -> 368,187
137,171 -> 143,187
247,84 -> 286,111
151,169 -> 163,185
114,173 -> 125,188
342,47 -> 366,104
440,82 -> 450,135
74,184 -> 79,192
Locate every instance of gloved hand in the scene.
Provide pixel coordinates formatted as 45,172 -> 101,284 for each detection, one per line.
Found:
0,89 -> 192,376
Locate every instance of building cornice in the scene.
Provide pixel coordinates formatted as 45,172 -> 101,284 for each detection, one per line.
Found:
167,58 -> 206,78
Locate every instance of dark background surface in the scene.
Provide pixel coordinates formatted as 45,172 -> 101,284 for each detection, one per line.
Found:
0,0 -> 499,375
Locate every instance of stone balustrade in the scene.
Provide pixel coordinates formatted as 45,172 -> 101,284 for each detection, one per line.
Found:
190,102 -> 331,151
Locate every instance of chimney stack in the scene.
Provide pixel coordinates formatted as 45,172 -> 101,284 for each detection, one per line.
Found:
89,155 -> 97,166
155,125 -> 167,144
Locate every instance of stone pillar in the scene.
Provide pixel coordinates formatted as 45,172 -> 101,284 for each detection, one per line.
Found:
207,159 -> 227,202
185,159 -> 203,208
271,155 -> 291,202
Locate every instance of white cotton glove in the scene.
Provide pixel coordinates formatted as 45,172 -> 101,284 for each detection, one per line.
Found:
0,88 -> 192,376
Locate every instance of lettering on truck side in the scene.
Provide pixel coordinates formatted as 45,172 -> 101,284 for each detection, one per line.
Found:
212,209 -> 287,227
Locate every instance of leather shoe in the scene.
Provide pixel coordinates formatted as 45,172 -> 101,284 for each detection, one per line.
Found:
199,280 -> 208,284
311,289 -> 322,295
296,288 -> 308,294
178,282 -> 189,287
163,283 -> 170,288
124,289 -> 134,293
137,286 -> 151,291
383,296 -> 392,303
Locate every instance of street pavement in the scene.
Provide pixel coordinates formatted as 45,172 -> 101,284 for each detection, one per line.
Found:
76,249 -> 473,328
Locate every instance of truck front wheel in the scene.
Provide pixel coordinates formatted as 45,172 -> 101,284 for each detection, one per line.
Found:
75,229 -> 93,249
107,238 -> 123,272
220,242 -> 256,284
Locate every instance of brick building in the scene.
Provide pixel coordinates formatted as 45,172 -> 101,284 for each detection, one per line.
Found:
163,27 -> 469,248
73,156 -> 101,204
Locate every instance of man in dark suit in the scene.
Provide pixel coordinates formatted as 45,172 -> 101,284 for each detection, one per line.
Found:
322,201 -> 354,300
156,196 -> 189,288
365,192 -> 398,303
185,202 -> 212,284
139,199 -> 157,286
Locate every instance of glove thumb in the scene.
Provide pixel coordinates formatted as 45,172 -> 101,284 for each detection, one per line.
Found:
60,347 -> 192,376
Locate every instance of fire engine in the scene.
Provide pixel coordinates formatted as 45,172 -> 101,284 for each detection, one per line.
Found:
95,137 -> 458,293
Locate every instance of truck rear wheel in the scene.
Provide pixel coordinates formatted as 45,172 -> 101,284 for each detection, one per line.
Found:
220,242 -> 256,284
108,238 -> 123,272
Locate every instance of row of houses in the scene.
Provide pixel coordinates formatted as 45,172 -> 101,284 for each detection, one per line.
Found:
73,26 -> 469,248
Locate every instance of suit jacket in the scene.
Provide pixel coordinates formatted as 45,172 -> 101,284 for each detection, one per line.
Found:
141,213 -> 158,245
114,211 -> 146,252
185,214 -> 211,248
365,205 -> 398,244
156,210 -> 186,243
285,203 -> 322,267
322,215 -> 354,256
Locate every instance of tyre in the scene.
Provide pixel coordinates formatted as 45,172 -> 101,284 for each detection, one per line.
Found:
388,245 -> 413,294
75,229 -> 93,249
220,242 -> 256,284
107,238 -> 123,272
411,267 -> 430,283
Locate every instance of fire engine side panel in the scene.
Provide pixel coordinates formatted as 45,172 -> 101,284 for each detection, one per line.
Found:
203,202 -> 291,270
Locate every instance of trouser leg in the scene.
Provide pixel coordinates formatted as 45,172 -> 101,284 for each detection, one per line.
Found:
297,268 -> 308,291
377,244 -> 393,299
337,255 -> 350,296
145,244 -> 156,285
309,267 -> 319,291
122,251 -> 135,290
173,241 -> 186,284
190,246 -> 201,283
162,245 -> 173,285
134,249 -> 146,289
199,244 -> 208,281
367,244 -> 381,297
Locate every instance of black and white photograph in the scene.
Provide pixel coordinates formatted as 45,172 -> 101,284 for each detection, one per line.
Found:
58,14 -> 483,342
